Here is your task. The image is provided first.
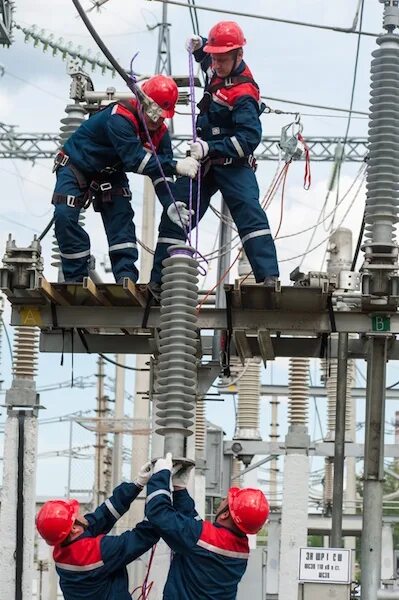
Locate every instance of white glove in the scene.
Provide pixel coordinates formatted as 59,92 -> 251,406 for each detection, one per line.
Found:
167,201 -> 194,229
134,461 -> 153,488
189,140 -> 209,161
175,156 -> 200,179
172,463 -> 194,489
185,34 -> 203,53
153,452 -> 173,474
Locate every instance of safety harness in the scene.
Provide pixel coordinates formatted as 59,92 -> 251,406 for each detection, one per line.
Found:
197,69 -> 260,174
52,99 -> 163,211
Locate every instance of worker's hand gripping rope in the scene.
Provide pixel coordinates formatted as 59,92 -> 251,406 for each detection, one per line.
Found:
175,156 -> 200,178
189,140 -> 209,161
185,34 -> 203,53
167,201 -> 194,229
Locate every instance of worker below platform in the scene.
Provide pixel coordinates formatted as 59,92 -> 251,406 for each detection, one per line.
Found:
145,453 -> 270,599
150,21 -> 279,291
52,74 -> 199,283
36,462 -> 157,600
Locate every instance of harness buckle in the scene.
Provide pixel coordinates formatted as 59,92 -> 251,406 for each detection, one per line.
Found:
60,154 -> 69,167
66,195 -> 76,207
100,182 -> 112,192
223,157 -> 233,166
122,187 -> 131,197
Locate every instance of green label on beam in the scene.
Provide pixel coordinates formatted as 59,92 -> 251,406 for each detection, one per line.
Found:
372,315 -> 391,332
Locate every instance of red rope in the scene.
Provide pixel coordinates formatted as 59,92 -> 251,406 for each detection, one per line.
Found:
131,544 -> 157,599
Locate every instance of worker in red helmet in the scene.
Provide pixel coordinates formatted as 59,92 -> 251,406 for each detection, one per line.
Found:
150,22 -> 279,290
36,462 -> 159,600
52,74 -> 199,284
144,453 -> 270,599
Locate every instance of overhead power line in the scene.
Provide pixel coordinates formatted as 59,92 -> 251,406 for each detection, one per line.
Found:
13,23 -> 116,75
262,96 -> 368,117
147,0 -> 379,37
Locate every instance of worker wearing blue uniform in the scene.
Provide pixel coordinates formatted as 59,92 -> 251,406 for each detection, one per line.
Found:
36,462 -> 157,600
150,21 -> 279,290
52,75 -> 198,283
145,453 -> 270,599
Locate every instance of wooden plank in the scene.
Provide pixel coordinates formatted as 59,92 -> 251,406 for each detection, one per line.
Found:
37,276 -> 70,306
83,277 -> 112,306
122,278 -> 147,307
233,329 -> 252,364
257,329 -> 275,365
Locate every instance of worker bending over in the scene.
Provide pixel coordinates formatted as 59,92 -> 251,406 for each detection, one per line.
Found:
36,462 -> 157,600
145,453 -> 270,599
150,21 -> 279,290
52,74 -> 198,283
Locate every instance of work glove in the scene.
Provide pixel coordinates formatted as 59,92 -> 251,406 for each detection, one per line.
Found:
153,452 -> 173,474
175,156 -> 200,179
185,34 -> 203,53
189,140 -> 209,161
167,201 -> 194,229
172,463 -> 194,489
134,461 -> 153,488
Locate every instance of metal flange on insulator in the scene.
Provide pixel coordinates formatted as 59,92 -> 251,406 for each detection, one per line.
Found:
155,245 -> 199,459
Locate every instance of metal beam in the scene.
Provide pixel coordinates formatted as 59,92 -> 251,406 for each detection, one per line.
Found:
0,131 -> 368,161
10,304 -> 399,333
224,440 -> 399,459
260,384 -> 399,400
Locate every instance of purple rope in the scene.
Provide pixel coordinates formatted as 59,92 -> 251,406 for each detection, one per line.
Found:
128,53 -> 208,271
188,43 -> 202,254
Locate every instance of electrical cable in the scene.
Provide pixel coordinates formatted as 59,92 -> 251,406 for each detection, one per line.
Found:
350,216 -> 365,271
212,358 -> 253,389
298,162 -> 366,269
279,169 -> 366,263
38,217 -> 55,241
262,95 -> 368,116
149,0 -> 378,37
98,353 -> 149,372
329,0 -> 365,239
1,317 -> 13,364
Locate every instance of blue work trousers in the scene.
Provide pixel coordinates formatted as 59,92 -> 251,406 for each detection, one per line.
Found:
53,165 -> 138,282
150,164 -> 279,284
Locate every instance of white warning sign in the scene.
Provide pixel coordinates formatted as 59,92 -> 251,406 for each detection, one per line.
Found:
298,548 -> 351,584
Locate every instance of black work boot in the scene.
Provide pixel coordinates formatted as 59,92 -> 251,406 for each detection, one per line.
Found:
263,276 -> 279,288
148,281 -> 162,302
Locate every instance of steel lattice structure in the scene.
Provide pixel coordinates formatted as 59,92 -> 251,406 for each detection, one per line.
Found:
0,130 -> 368,161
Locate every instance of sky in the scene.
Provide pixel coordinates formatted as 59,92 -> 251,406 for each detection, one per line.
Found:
0,0 -> 399,498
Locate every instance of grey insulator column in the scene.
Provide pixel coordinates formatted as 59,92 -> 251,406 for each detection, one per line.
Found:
156,245 -> 199,458
363,29 -> 399,295
59,103 -> 86,145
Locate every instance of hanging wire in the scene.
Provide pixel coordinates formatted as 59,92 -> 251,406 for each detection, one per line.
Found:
328,0 -> 365,236
149,0 -> 378,38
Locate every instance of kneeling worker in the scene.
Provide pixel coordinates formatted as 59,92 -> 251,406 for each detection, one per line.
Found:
145,453 -> 270,599
36,462 -> 157,600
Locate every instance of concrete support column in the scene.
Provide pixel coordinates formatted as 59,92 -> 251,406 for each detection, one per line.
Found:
278,426 -> 310,600
0,402 -> 39,599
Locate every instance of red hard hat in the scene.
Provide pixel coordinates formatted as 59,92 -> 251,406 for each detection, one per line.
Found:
36,499 -> 80,546
204,21 -> 246,54
141,75 -> 179,118
228,487 -> 270,534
